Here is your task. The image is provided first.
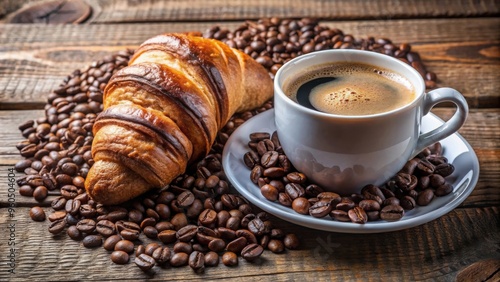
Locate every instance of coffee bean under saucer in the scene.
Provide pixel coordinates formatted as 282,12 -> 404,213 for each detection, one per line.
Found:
222,109 -> 479,233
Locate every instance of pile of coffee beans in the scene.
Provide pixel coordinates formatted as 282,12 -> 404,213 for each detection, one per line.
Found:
204,17 -> 438,88
16,17 -> 441,273
243,131 -> 455,223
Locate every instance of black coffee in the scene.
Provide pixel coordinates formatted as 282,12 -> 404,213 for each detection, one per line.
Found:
284,62 -> 415,116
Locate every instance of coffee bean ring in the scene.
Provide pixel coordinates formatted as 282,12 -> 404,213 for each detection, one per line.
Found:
16,17 -> 438,273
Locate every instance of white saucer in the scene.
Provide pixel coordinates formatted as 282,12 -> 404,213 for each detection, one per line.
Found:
222,109 -> 479,233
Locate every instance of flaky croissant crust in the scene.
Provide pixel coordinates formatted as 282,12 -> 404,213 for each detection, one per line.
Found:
85,33 -> 273,204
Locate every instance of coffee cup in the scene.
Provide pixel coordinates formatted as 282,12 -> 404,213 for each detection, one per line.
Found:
274,49 -> 468,195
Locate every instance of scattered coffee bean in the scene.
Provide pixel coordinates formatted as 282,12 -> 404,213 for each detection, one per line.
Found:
82,235 -> 102,248
135,254 -> 156,271
109,250 -> 129,265
29,206 -> 46,221
222,252 -> 238,266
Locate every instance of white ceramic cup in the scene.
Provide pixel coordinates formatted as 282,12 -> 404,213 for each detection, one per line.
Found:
274,49 -> 468,195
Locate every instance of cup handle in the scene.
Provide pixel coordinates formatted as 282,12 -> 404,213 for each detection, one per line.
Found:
412,87 -> 469,157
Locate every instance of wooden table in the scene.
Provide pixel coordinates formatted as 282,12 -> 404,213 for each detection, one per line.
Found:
1,1 -> 499,281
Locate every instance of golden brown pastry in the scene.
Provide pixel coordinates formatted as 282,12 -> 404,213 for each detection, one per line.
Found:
85,33 -> 273,205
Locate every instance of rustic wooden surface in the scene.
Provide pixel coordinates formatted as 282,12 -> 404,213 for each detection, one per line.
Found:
0,0 -> 499,281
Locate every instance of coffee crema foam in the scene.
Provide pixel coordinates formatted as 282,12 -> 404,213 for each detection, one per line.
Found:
285,62 -> 416,116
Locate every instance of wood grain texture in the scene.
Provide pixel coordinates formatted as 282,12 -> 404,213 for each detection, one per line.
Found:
0,206 -> 498,281
3,0 -> 500,23
0,18 -> 499,109
78,0 -> 500,23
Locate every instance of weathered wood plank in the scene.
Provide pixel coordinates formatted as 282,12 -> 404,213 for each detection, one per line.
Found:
0,206 -> 497,281
0,109 -> 499,207
13,0 -> 499,23
0,18 -> 499,109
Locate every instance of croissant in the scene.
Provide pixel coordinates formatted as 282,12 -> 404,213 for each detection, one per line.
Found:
85,33 -> 273,205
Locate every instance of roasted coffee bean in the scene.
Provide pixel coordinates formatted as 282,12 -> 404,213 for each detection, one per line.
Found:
94,219 -> 115,237
383,197 -> 400,207
226,237 -> 247,253
309,199 -> 332,218
30,206 -> 46,221
204,251 -> 219,267
170,252 -> 189,267
292,197 -> 310,215
366,211 -> 380,221
380,205 -> 405,221
155,221 -> 174,232
143,226 -> 158,239
317,192 -> 341,203
170,213 -> 188,230
189,251 -> 205,272
260,184 -> 279,201
361,185 -> 385,204
67,225 -> 83,240
135,245 -> 146,257
139,217 -> 157,230
80,204 -> 97,218
285,183 -> 305,200
268,239 -> 285,253
250,165 -> 264,184
50,196 -> 66,211
286,172 -> 307,184
278,192 -> 293,207
177,191 -> 195,208
135,254 -> 156,271
19,185 -> 34,197
249,132 -> 270,142
348,207 -> 368,224
116,221 -> 140,233
417,189 -> 435,206
158,230 -> 177,244
152,246 -> 171,264
435,183 -> 453,196
263,167 -> 286,178
173,242 -> 193,254
261,151 -> 279,168
146,208 -> 160,222
199,209 -> 217,227
218,227 -> 237,241
401,158 -> 420,175
330,209 -> 351,222
399,195 -> 416,210
247,218 -> 266,236
103,235 -> 121,251
48,218 -> 66,234
281,233 -> 299,250
115,239 -> 134,253
243,151 -> 260,168
111,250 -> 129,265
256,139 -> 274,156
416,160 -> 435,175
177,225 -> 198,242
418,175 -> 431,190
222,252 -> 238,266
241,243 -> 264,261
236,229 -> 258,244
358,199 -> 381,211
434,163 -> 454,177
33,186 -> 48,201
208,238 -> 226,252
301,184 -> 321,198
61,185 -> 79,199
395,173 -> 418,191
76,219 -> 96,233
82,235 -> 102,248
267,229 -> 284,240
429,174 -> 446,188
144,242 -> 161,256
